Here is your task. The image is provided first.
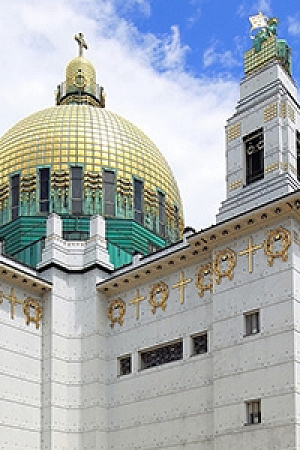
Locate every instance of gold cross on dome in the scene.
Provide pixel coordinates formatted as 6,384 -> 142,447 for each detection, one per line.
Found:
129,289 -> 146,320
172,271 -> 192,304
75,33 -> 88,57
239,236 -> 262,273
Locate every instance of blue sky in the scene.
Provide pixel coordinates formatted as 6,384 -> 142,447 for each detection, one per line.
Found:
110,0 -> 300,82
0,0 -> 299,229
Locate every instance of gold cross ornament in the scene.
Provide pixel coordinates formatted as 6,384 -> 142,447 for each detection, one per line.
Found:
172,271 -> 192,304
239,236 -> 262,273
129,289 -> 146,320
7,288 -> 22,319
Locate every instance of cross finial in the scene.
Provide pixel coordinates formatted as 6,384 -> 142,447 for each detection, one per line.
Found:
75,32 -> 88,57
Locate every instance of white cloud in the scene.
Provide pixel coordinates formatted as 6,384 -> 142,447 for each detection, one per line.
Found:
112,0 -> 151,17
187,0 -> 203,26
203,42 -> 239,69
237,0 -> 272,18
288,17 -> 300,36
0,0 -> 238,230
253,0 -> 272,16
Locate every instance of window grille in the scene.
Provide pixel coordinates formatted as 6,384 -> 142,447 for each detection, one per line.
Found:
39,168 -> 50,213
140,340 -> 183,370
244,128 -> 264,184
134,179 -> 144,224
192,332 -> 208,355
118,355 -> 132,376
158,191 -> 165,236
103,170 -> 115,216
71,167 -> 83,214
11,174 -> 20,220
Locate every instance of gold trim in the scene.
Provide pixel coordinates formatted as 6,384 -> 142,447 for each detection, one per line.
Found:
23,297 -> 43,329
213,248 -> 236,285
288,105 -> 295,123
239,236 -> 262,273
171,271 -> 192,304
280,102 -> 286,118
264,162 -> 279,174
149,281 -> 168,314
227,123 -> 241,142
229,179 -> 243,191
129,289 -> 146,320
195,263 -> 213,297
264,102 -> 278,122
108,298 -> 126,328
264,227 -> 291,266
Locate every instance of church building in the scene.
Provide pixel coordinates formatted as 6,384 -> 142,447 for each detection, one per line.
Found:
0,14 -> 300,450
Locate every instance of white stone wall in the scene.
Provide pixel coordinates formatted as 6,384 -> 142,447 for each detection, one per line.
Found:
105,217 -> 298,449
0,280 -> 44,450
1,215 -> 299,449
212,218 -> 296,449
40,266 -> 109,450
106,262 -> 213,449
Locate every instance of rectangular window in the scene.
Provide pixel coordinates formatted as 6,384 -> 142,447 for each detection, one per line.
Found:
118,355 -> 132,376
71,166 -> 83,214
39,168 -> 50,213
246,400 -> 261,424
297,131 -> 300,181
192,332 -> 208,355
134,179 -> 143,224
244,128 -> 264,185
103,170 -> 115,216
147,242 -> 159,254
11,174 -> 20,220
174,205 -> 180,240
140,340 -> 183,370
244,310 -> 260,336
158,191 -> 165,236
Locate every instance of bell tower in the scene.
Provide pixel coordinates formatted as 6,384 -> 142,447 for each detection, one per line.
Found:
217,14 -> 300,223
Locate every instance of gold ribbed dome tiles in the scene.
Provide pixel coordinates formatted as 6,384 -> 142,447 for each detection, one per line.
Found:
0,105 -> 182,215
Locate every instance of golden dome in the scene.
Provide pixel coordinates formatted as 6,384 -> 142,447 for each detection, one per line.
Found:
0,104 -> 183,220
66,56 -> 96,96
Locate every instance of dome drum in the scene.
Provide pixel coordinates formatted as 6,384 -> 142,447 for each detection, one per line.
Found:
0,169 -> 182,244
56,81 -> 105,108
0,105 -> 183,246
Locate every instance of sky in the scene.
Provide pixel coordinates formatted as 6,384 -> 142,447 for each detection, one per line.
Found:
0,0 -> 300,230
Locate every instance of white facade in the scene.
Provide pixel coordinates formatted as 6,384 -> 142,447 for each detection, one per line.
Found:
1,33 -> 300,450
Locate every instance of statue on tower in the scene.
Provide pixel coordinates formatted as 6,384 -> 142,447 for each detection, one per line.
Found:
249,12 -> 278,52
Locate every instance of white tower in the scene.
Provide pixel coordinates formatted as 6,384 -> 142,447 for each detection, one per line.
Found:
217,15 -> 299,223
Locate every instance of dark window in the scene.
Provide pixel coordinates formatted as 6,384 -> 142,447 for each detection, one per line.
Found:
118,355 -> 132,376
11,174 -> 20,220
134,179 -> 143,224
103,170 -> 115,216
71,167 -> 83,214
297,131 -> 300,181
192,332 -> 208,355
244,128 -> 264,185
147,242 -> 159,254
140,340 -> 183,370
245,310 -> 260,336
246,400 -> 261,424
39,168 -> 50,213
174,205 -> 180,240
158,191 -> 165,236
